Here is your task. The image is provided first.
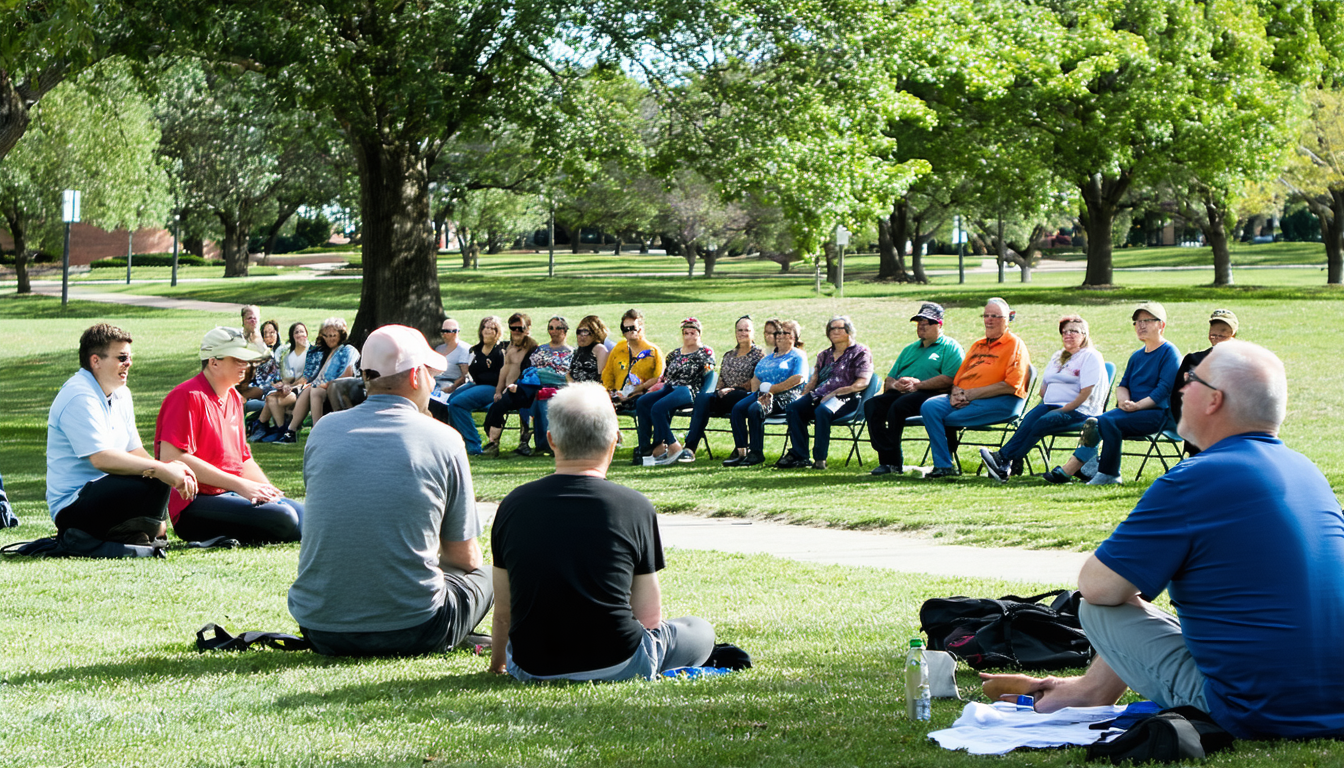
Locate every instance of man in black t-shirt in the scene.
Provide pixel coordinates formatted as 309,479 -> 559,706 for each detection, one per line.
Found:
490,382 -> 715,681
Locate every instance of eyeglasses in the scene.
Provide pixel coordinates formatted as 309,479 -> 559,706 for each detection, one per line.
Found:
576,328 -> 593,336
102,353 -> 133,363
1133,318 -> 1160,327
621,325 -> 638,333
441,328 -> 459,334
827,325 -> 847,332
775,331 -> 794,338
547,326 -> 566,332
509,325 -> 526,333
982,314 -> 1006,319
1184,369 -> 1220,392
1060,329 -> 1084,336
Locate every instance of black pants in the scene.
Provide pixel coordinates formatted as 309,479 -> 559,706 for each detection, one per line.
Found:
53,474 -> 170,540
483,386 -> 537,431
863,389 -> 949,468
303,566 -> 493,656
173,492 -> 304,544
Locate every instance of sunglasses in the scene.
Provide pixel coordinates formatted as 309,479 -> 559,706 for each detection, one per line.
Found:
621,325 -> 638,333
103,353 -> 133,363
509,325 -> 526,333
441,328 -> 459,334
576,328 -> 593,336
548,326 -> 566,331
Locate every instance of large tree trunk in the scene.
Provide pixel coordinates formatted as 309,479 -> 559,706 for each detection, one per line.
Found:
878,199 -> 909,280
823,241 -> 838,283
260,203 -> 300,263
1204,199 -> 1233,287
0,65 -> 68,163
217,210 -> 251,278
1079,172 -> 1132,286
2,208 -> 31,294
349,139 -> 442,346
702,245 -> 718,277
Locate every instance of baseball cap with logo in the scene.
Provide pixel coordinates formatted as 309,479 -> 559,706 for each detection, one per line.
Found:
1208,309 -> 1239,335
360,324 -> 447,380
910,302 -> 945,324
199,327 -> 269,361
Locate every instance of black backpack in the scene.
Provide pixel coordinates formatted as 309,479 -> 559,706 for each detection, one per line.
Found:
919,589 -> 1092,670
1086,707 -> 1234,764
2,527 -> 167,559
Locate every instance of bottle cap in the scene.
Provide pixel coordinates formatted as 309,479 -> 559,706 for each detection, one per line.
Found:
909,638 -> 924,648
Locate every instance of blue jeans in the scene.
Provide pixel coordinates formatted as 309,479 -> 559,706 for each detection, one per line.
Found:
447,383 -> 497,454
635,386 -> 695,450
785,395 -> 860,462
506,616 -> 715,682
920,394 -> 1024,469
530,400 -> 549,451
998,404 -> 1088,462
1072,408 -> 1169,476
729,395 -> 780,453
684,389 -> 752,451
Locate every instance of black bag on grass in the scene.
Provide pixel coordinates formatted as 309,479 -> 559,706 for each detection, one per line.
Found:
2,527 -> 166,559
1086,706 -> 1233,764
919,589 -> 1092,670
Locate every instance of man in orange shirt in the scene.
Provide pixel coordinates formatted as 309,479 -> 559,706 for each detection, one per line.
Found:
919,298 -> 1030,478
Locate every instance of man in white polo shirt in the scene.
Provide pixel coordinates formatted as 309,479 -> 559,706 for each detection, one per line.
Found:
47,323 -> 198,544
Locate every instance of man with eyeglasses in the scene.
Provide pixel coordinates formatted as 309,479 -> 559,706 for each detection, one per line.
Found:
290,325 -> 492,656
865,302 -> 964,476
918,298 -> 1031,478
46,323 -> 199,550
154,326 -> 304,544
434,317 -> 471,395
1170,309 -> 1238,458
1046,302 -> 1180,485
983,341 -> 1344,742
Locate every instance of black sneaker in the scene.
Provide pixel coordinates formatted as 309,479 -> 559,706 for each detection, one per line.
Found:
870,464 -> 897,476
980,448 -> 1008,482
630,448 -> 644,466
722,452 -> 746,467
741,451 -> 766,466
513,443 -> 534,457
775,452 -> 807,469
1041,466 -> 1071,484
927,466 -> 961,479
275,429 -> 297,445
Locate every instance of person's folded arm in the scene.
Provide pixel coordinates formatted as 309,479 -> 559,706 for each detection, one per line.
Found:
630,572 -> 663,631
1078,554 -> 1140,606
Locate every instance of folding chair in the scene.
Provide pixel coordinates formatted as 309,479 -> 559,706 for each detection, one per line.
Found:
1036,361 -> 1117,468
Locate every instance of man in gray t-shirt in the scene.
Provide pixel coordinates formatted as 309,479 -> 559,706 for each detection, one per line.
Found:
289,324 -> 492,656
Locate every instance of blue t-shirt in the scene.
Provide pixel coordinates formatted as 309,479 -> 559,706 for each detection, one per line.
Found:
755,348 -> 808,386
46,369 -> 143,517
1096,433 -> 1344,739
1117,341 -> 1180,410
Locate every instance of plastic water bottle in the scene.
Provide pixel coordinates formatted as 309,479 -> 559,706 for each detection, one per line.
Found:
905,638 -> 931,721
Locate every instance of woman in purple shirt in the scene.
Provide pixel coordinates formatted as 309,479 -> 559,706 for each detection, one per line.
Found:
778,315 -> 874,470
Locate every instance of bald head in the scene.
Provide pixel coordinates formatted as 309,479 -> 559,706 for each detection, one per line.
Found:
1202,340 -> 1286,434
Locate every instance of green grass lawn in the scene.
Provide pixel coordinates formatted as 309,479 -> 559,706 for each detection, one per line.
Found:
3,267 -> 1344,766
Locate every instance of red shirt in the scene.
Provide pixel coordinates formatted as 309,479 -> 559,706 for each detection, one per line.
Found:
154,373 -> 252,522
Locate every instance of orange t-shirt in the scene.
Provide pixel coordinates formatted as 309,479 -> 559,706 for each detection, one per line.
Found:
953,332 -> 1030,398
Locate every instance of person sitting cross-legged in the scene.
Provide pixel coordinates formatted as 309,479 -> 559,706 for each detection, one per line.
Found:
981,341 -> 1344,742
864,302 -> 964,476
918,298 -> 1031,478
289,324 -> 492,656
980,314 -> 1108,483
489,382 -> 716,681
154,327 -> 304,544
46,323 -> 198,546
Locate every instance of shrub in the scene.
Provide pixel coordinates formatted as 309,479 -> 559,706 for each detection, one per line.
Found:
90,253 -> 211,268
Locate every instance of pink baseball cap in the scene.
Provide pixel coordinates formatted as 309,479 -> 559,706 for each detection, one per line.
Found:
360,325 -> 447,379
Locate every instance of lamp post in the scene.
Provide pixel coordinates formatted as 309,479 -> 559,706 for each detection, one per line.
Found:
547,196 -> 555,278
61,189 -> 81,308
834,224 -> 850,298
954,215 -> 966,285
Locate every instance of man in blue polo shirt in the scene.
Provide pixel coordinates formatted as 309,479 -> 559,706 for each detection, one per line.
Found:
47,323 -> 197,544
982,340 -> 1344,740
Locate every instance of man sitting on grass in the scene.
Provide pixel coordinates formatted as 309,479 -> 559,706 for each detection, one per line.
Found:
982,340 -> 1344,741
490,382 -> 715,681
46,323 -> 198,545
290,325 -> 492,656
154,327 -> 303,544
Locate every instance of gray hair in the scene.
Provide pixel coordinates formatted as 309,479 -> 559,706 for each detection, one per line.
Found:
826,315 -> 855,339
986,298 -> 1011,318
1204,340 -> 1286,432
546,382 -> 619,460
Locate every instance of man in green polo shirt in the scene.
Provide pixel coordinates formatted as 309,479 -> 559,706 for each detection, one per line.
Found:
864,302 -> 965,475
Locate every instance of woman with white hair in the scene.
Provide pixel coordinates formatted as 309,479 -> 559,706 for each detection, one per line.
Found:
777,315 -> 873,470
272,317 -> 360,445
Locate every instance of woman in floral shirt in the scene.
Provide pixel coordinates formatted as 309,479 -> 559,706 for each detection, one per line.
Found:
679,315 -> 764,462
636,317 -> 715,465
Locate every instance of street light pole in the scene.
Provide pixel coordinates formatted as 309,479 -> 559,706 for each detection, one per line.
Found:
548,198 -> 555,278
61,189 -> 81,308
834,225 -> 850,298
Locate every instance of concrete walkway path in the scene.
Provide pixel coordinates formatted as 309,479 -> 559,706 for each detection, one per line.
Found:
28,285 -> 247,313
476,502 -> 1087,585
